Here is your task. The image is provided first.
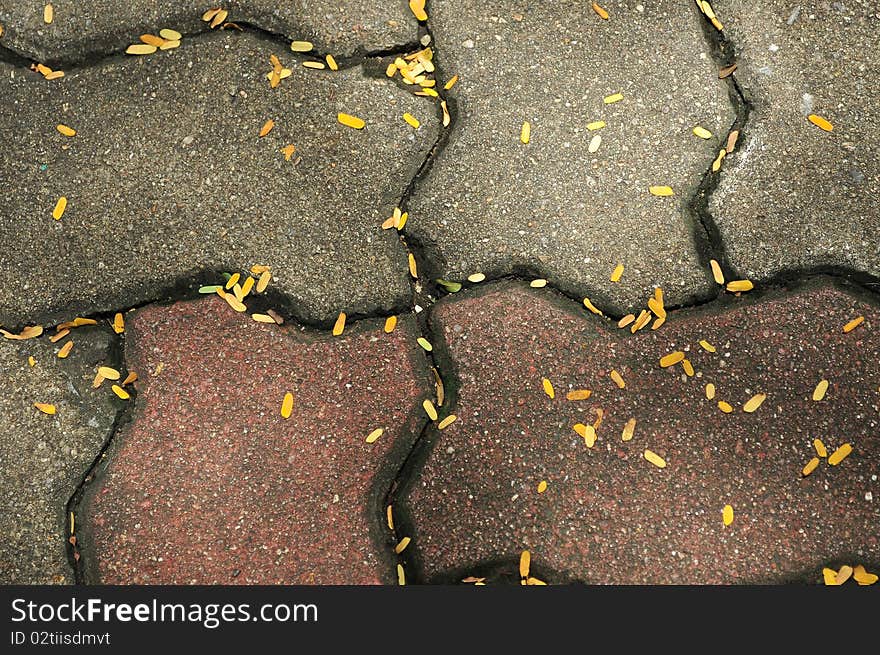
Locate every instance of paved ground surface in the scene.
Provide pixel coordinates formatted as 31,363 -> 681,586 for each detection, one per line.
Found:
0,2 -> 878,586
0,325 -> 117,584
407,281 -> 879,583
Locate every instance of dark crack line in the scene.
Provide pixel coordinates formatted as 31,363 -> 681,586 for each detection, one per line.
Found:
63,324 -> 135,584
689,10 -> 752,286
0,16 -> 422,72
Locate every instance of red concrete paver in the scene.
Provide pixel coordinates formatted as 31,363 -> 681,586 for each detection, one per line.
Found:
408,281 -> 880,583
83,297 -> 430,584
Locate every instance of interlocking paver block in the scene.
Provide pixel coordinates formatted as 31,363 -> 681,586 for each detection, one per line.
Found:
0,1 -> 417,63
0,327 -> 117,583
408,282 -> 880,583
710,1 -> 880,280
407,1 -> 734,312
0,31 -> 438,327
82,297 -> 431,584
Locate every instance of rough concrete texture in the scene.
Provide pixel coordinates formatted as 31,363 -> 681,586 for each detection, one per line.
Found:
83,297 -> 431,584
0,326 -> 117,584
710,1 -> 880,280
407,1 -> 734,313
0,31 -> 438,327
0,1 -> 418,63
407,282 -> 880,583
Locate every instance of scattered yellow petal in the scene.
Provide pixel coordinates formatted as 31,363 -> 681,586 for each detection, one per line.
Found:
159,28 -> 182,41
225,273 -> 240,290
718,400 -> 733,413
28,356 -> 36,367
853,565 -> 878,586
251,313 -> 275,323
726,279 -> 753,292
423,399 -> 438,421
44,4 -> 53,24
582,297 -> 603,316
530,279 -> 547,288
97,366 -> 120,380
52,196 -> 67,220
112,312 -> 124,334
631,310 -> 651,333
842,316 -> 864,333
403,113 -> 420,129
526,577 -> 547,586
835,565 -> 853,585
140,34 -> 165,47
209,9 -> 228,27
610,370 -> 625,389
125,43 -> 157,55
222,293 -> 246,312
537,480 -> 548,494
659,351 -> 685,368
618,314 -> 635,329
603,93 -> 623,104
566,389 -> 592,401
302,61 -> 326,70
644,449 -> 666,468
366,428 -> 384,444
610,264 -> 624,282
444,75 -> 458,90
742,393 -> 766,413
682,359 -> 695,377
592,2 -> 609,20
693,126 -> 713,139
822,567 -> 839,585
409,0 -> 428,22
574,423 -> 597,448
417,337 -> 432,352
394,537 -> 411,553
44,70 -> 65,80
588,134 -> 602,153
621,418 -> 636,442
122,371 -> 137,386
326,54 -> 338,70
542,377 -> 555,399
34,402 -> 56,415
56,124 -> 76,137
705,383 -> 716,400
441,100 -> 451,127
259,119 -> 275,137
812,379 -> 829,401
709,259 -> 725,285
386,505 -> 394,530
397,564 -> 406,585
57,340 -> 73,358
111,384 -> 130,400
281,392 -> 294,419
290,40 -> 313,52
711,148 -> 726,172
383,316 -> 397,334
827,443 -> 852,466
519,550 -> 530,579
699,340 -> 716,353
280,144 -> 296,160
408,253 -> 418,278
808,114 -> 833,132
649,185 -> 674,197
587,121 -> 606,131
722,504 -> 734,526
159,39 -> 181,50
520,121 -> 531,144
240,276 -> 255,298
332,312 -> 346,336
438,415 -> 457,430
468,272 -> 486,283
1,325 -> 44,340
814,438 -> 827,458
802,457 -> 820,476
338,113 -> 365,129
397,212 -> 409,231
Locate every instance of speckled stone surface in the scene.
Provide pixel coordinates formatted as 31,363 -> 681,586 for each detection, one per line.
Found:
82,297 -> 431,584
0,326 -> 117,584
407,0 -> 733,313
0,1 -> 418,63
406,281 -> 880,583
710,0 -> 880,281
0,31 -> 437,327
